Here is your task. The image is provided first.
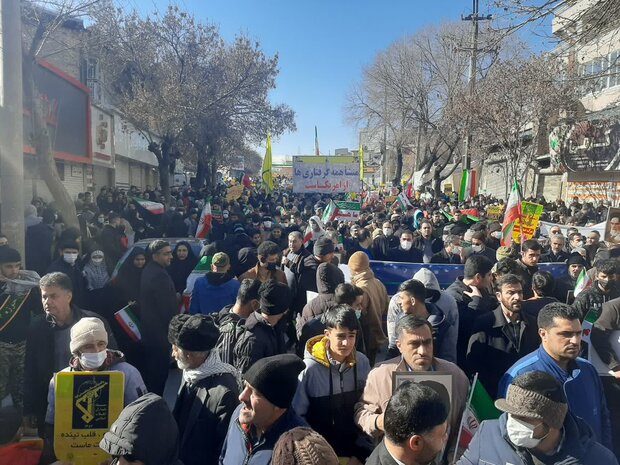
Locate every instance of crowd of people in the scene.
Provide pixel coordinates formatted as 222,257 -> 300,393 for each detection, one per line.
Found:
0,180 -> 619,465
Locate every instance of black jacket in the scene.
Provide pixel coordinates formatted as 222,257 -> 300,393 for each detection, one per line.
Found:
553,274 -> 577,303
366,441 -> 399,465
540,250 -> 570,263
100,224 -> 125,274
573,282 -> 620,321
591,296 -> 620,372
212,306 -> 245,366
445,278 -> 495,369
25,222 -> 54,276
371,235 -> 399,261
173,372 -> 239,465
430,249 -> 462,264
46,258 -> 87,308
23,306 -> 117,424
139,260 -> 178,349
412,236 -> 444,255
233,312 -> 286,373
386,246 -> 424,263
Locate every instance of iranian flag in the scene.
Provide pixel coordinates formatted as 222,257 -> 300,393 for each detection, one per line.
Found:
322,200 -> 337,224
393,192 -> 412,210
131,197 -> 165,215
454,374 -> 501,462
196,200 -> 213,239
501,179 -> 522,247
114,305 -> 142,342
574,268 -> 592,298
581,306 -> 599,344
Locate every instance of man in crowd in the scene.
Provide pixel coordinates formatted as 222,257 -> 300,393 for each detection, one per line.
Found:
518,240 -> 542,299
552,253 -> 586,303
349,251 -> 389,365
572,258 -> 619,320
540,234 -> 570,263
239,241 -> 287,284
169,314 -> 239,465
458,371 -> 617,465
386,279 -> 455,361
0,247 -> 41,410
25,208 -> 55,276
234,280 -> 291,373
366,382 -> 450,465
354,316 -> 469,462
99,211 -> 126,274
46,240 -> 87,308
430,234 -> 462,264
466,274 -> 538,399
293,306 -> 371,463
372,220 -> 399,260
500,302 -> 612,450
282,230 -> 312,315
386,230 -> 423,263
467,231 -> 497,263
190,252 -> 240,315
139,239 -> 177,395
220,354 -> 307,465
445,255 -> 495,368
212,278 -> 261,365
24,272 -> 116,436
412,220 -> 443,263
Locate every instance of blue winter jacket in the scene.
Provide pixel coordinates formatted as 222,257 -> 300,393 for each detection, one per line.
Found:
457,413 -> 617,465
219,403 -> 307,465
499,345 -> 612,450
190,272 -> 240,315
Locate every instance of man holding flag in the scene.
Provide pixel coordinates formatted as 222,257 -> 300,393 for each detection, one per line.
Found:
573,259 -> 619,321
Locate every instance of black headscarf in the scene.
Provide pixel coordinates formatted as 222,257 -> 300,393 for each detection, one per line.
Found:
112,246 -> 146,302
168,241 -> 198,293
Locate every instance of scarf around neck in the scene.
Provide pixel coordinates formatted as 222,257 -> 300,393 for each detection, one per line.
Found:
183,350 -> 240,386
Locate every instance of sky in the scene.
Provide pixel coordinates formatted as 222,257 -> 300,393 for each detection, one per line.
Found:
128,0 -> 543,162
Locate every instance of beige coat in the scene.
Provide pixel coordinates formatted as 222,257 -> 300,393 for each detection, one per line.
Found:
354,356 -> 470,460
352,269 -> 389,350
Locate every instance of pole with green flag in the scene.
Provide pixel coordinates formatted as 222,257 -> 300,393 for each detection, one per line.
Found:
261,134 -> 274,193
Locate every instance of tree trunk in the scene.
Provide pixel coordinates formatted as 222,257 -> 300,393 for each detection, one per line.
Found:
148,138 -> 173,206
394,146 -> 403,186
194,157 -> 208,189
23,59 -> 78,229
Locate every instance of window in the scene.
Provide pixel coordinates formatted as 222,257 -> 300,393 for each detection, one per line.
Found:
579,50 -> 620,94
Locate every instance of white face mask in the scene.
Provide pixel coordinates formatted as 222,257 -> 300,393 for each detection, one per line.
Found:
491,231 -> 502,239
80,350 -> 107,370
506,415 -> 547,449
63,252 -> 78,265
400,240 -> 413,251
471,244 -> 483,253
452,246 -> 462,255
383,228 -> 393,237
92,257 -> 104,264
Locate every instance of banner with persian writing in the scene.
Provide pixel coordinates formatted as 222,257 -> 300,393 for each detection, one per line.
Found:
293,156 -> 360,194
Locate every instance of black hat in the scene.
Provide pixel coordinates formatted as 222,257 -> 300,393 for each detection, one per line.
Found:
259,280 -> 291,316
168,314 -> 219,352
0,247 -> 20,264
567,253 -> 586,267
244,354 -> 306,408
316,262 -> 345,294
313,237 -> 335,256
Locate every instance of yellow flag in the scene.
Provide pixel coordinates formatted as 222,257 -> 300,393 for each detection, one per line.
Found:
262,134 -> 274,193
359,144 -> 364,181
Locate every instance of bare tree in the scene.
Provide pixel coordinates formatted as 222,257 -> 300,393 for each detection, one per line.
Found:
22,0 -> 102,228
459,53 -> 577,193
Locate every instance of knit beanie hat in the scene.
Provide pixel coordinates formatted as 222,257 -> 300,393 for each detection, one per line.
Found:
259,280 -> 291,316
0,247 -> 20,264
168,314 -> 219,352
272,427 -> 339,465
70,317 -> 108,354
567,252 -> 586,266
495,383 -> 568,429
348,251 -> 370,273
313,237 -> 335,257
316,263 -> 345,294
244,354 -> 305,408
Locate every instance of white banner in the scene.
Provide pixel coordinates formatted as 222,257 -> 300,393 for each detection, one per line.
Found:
539,220 -> 606,238
293,156 -> 360,194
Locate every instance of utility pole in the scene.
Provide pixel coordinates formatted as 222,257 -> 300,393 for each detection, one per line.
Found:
381,86 -> 388,185
461,0 -> 492,171
0,0 -> 25,255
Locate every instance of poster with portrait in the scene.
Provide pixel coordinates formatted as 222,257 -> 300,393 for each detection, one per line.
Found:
605,208 -> 620,245
392,371 -> 453,411
54,371 -> 125,465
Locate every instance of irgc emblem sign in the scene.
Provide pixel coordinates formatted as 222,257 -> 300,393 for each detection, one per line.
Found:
54,371 -> 124,465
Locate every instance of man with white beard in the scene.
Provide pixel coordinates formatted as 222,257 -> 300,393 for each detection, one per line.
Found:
169,314 -> 240,465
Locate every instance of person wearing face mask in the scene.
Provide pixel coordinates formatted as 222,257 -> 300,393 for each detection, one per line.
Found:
239,241 -> 287,285
572,259 -> 619,321
371,221 -> 399,261
366,382 -> 451,465
355,317 -> 469,463
40,317 -> 146,465
500,303 -> 613,450
465,231 -> 497,263
458,371 -> 617,465
190,252 -> 241,316
568,232 -> 584,252
232,280 -> 291,373
82,248 -> 110,291
430,234 -> 463,264
412,221 -> 444,264
46,240 -> 87,308
551,253 -> 586,303
23,272 -> 118,438
386,230 -> 424,263
486,222 -> 502,250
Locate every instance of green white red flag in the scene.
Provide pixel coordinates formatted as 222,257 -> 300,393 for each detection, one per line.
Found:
131,197 -> 165,215
454,374 -> 501,462
393,192 -> 412,210
458,169 -> 477,202
114,305 -> 142,342
574,268 -> 592,298
501,179 -> 522,247
195,200 -> 213,239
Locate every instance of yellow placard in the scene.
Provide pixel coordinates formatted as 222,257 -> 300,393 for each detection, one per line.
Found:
54,371 -> 125,465
513,202 -> 544,244
226,185 -> 244,202
486,205 -> 504,220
